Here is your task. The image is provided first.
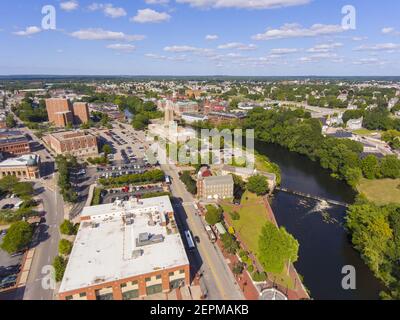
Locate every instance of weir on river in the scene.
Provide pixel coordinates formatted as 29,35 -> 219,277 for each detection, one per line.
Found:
275,187 -> 350,208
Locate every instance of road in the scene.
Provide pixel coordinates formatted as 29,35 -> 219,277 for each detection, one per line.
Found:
161,161 -> 244,300
23,179 -> 65,300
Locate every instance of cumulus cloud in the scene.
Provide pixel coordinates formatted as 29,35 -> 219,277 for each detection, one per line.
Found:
252,23 -> 346,40
106,44 -> 136,52
60,1 -> 79,11
145,0 -> 170,4
88,3 -> 127,18
205,34 -> 219,41
217,42 -> 257,50
131,9 -> 171,23
307,42 -> 343,53
175,0 -> 311,10
13,26 -> 41,36
70,28 -> 145,41
269,48 -> 300,55
145,53 -> 188,61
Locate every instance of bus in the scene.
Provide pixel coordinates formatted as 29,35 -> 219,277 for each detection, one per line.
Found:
184,230 -> 196,251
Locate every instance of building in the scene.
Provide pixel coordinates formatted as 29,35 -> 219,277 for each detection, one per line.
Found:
72,102 -> 90,125
208,112 -> 247,125
197,175 -> 234,200
0,130 -> 31,156
347,117 -> 363,130
0,154 -> 40,180
45,98 -> 90,127
220,164 -> 277,191
58,196 -> 190,300
0,113 -> 7,129
181,113 -> 208,124
43,130 -> 98,159
45,98 -> 74,127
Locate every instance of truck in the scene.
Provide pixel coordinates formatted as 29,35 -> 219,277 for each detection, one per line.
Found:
205,225 -> 216,243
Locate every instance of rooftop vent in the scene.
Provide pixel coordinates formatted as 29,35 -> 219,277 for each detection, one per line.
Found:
136,232 -> 165,247
132,249 -> 143,259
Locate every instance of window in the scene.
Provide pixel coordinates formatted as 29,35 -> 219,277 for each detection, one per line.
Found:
179,269 -> 185,274
121,283 -> 127,288
156,275 -> 162,280
145,277 -> 151,282
169,272 -> 174,277
131,280 -> 138,285
79,292 -> 86,298
65,296 -> 73,300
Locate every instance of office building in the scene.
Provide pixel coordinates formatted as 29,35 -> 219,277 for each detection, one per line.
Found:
45,98 -> 90,127
0,130 -> 31,156
58,196 -> 190,300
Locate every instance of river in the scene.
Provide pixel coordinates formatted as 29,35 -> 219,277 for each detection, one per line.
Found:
256,141 -> 385,300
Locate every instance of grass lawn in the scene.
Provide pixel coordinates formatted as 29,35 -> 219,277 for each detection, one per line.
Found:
254,153 -> 281,184
352,129 -> 380,136
357,178 -> 400,205
221,191 -> 293,288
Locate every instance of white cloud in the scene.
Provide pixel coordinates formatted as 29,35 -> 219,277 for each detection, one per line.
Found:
307,42 -> 343,53
145,53 -> 188,61
70,28 -> 145,41
60,1 -> 79,12
176,0 -> 311,10
13,26 -> 41,36
218,42 -> 257,50
131,9 -> 171,23
354,43 -> 400,52
252,23 -> 346,41
269,48 -> 300,55
352,36 -> 368,41
145,0 -> 170,4
205,34 -> 219,41
382,27 -> 395,34
353,58 -> 387,66
107,44 -> 136,52
88,3 -> 127,18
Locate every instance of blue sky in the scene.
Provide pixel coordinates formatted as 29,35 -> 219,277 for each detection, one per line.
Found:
1,0 -> 400,76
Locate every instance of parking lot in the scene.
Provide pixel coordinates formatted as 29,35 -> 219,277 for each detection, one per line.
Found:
0,233 -> 23,291
96,123 -> 151,165
101,184 -> 167,204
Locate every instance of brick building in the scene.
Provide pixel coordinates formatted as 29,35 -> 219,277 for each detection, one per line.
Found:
197,175 -> 234,200
45,98 -> 90,127
58,196 -> 190,300
0,130 -> 31,156
43,130 -> 98,159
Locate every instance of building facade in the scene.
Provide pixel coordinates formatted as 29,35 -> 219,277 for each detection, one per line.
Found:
197,175 -> 234,200
46,99 -> 90,127
0,154 -> 41,180
0,130 -> 31,156
43,130 -> 99,159
58,196 -> 190,300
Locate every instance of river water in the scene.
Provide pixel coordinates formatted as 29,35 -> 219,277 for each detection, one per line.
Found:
256,141 -> 385,300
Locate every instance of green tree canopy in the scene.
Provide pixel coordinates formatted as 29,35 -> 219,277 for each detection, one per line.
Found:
205,205 -> 223,225
258,222 -> 299,274
247,175 -> 270,196
0,221 -> 33,254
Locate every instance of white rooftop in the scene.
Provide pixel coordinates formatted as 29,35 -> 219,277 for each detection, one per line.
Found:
0,154 -> 39,168
59,196 -> 189,294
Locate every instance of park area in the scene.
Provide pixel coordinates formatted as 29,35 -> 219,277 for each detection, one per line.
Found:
357,178 -> 400,205
220,191 -> 294,289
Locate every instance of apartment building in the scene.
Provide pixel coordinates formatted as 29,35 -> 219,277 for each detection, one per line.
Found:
58,196 -> 190,300
43,130 -> 98,159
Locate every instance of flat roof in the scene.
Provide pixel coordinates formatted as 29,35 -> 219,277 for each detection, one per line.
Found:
59,196 -> 189,294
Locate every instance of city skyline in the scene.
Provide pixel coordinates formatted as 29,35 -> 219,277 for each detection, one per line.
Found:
1,0 -> 400,76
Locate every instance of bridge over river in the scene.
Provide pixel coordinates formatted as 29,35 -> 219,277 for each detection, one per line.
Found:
275,187 -> 349,208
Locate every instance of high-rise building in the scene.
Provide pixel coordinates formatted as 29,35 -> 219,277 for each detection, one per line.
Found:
45,99 -> 90,127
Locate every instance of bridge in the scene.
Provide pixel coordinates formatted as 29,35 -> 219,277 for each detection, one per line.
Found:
275,187 -> 349,208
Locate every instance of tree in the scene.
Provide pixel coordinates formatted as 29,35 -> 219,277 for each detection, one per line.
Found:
53,255 -> 68,282
102,144 -> 112,156
0,221 -> 33,254
247,175 -> 269,196
220,233 -> 239,254
59,239 -> 73,255
0,175 -> 19,193
13,182 -> 35,200
6,114 -> 16,128
361,155 -> 381,179
232,262 -> 245,275
258,222 -> 299,274
60,220 -> 77,236
380,155 -> 400,179
205,205 -> 222,225
344,167 -> 362,188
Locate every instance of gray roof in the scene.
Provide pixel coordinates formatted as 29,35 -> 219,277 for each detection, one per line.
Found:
203,175 -> 234,186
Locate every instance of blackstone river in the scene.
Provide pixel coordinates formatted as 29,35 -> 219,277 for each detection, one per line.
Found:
256,141 -> 385,300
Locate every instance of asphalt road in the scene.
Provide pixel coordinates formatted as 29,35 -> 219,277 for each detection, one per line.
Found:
23,179 -> 65,300
161,161 -> 244,300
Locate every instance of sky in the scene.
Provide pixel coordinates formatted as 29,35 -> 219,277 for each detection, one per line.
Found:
1,0 -> 400,76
